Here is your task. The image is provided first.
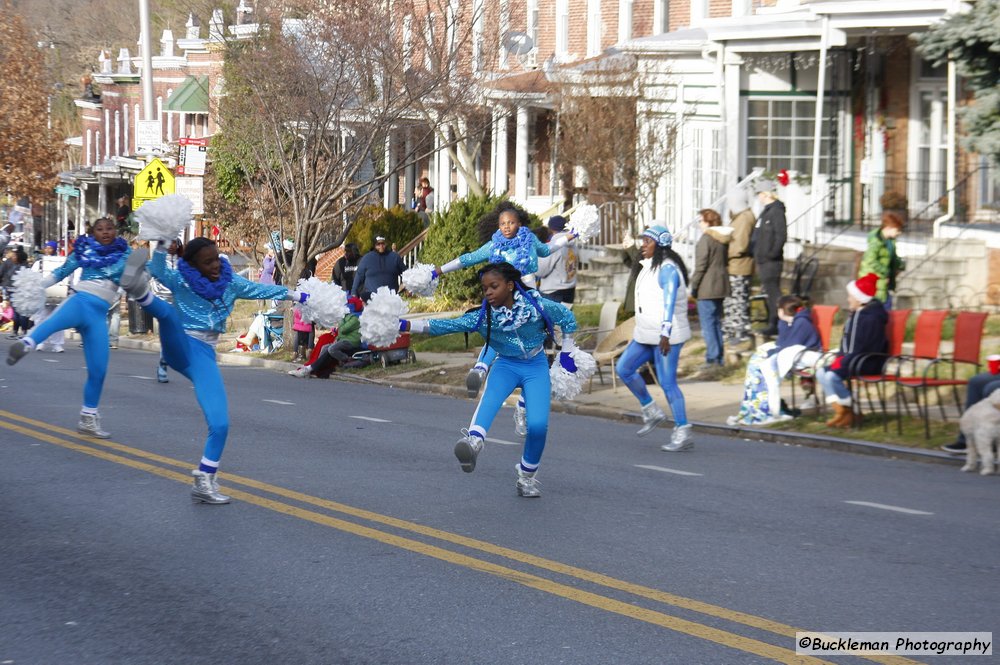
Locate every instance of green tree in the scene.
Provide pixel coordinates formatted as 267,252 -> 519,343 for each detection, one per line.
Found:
346,205 -> 425,254
918,0 -> 1000,161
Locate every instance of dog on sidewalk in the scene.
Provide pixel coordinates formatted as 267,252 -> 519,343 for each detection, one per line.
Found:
959,389 -> 1000,476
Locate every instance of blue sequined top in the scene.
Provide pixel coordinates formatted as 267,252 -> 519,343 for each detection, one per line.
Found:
458,232 -> 552,275
425,290 -> 576,359
148,249 -> 289,332
52,247 -> 132,283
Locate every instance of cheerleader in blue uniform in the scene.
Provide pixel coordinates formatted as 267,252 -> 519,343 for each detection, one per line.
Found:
7,217 -> 131,438
400,262 -> 579,498
120,239 -> 309,504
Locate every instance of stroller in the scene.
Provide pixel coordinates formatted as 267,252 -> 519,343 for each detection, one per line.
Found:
235,309 -> 286,353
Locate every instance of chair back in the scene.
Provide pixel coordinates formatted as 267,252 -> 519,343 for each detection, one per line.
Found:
792,256 -> 819,301
951,311 -> 989,365
595,317 -> 635,355
595,301 -> 621,346
810,305 -> 839,352
911,309 -> 949,359
885,308 -> 912,356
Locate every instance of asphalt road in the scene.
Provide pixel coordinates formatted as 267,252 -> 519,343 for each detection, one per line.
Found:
1,342 -> 998,665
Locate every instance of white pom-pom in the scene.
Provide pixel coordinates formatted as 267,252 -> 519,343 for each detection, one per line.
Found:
296,277 -> 348,328
568,204 -> 600,243
134,194 -> 193,241
549,348 -> 598,401
401,263 -> 439,298
359,286 -> 408,347
11,269 -> 48,318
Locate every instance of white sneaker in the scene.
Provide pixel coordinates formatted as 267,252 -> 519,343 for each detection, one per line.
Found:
637,402 -> 667,437
454,430 -> 485,473
36,343 -> 46,352
288,365 -> 312,378
513,402 -> 527,437
51,346 -> 64,353
661,424 -> 694,452
515,464 -> 541,498
191,470 -> 231,504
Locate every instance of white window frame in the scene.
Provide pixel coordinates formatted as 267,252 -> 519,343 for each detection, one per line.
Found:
587,0 -> 602,57
908,53 -> 948,215
402,14 -> 413,70
742,96 -> 832,176
555,0 -> 569,59
526,0 -> 539,61
618,0 -> 633,43
472,0 -> 484,72
690,0 -> 708,24
653,0 -> 668,35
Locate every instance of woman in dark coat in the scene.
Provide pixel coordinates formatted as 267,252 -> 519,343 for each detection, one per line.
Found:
690,208 -> 731,368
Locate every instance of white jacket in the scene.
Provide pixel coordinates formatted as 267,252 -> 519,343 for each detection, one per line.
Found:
633,258 -> 691,345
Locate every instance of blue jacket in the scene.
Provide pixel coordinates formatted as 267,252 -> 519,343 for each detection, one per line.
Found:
352,249 -> 406,300
149,249 -> 288,332
53,246 -> 131,284
459,231 -> 552,276
776,308 -> 821,351
832,300 -> 888,378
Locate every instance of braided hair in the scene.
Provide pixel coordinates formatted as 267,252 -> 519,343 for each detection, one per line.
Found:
476,262 -> 554,350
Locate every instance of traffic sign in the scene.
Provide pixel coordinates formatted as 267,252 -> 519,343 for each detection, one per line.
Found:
133,158 -> 175,210
177,137 -> 208,176
175,177 -> 204,215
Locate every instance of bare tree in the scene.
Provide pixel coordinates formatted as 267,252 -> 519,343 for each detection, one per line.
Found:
0,2 -> 64,201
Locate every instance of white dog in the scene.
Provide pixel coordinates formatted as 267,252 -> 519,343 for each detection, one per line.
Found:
959,389 -> 1000,476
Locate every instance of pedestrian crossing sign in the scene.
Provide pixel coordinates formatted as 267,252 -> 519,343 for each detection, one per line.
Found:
133,158 -> 175,209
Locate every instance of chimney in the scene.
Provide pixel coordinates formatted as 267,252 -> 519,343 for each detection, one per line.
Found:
98,50 -> 113,74
186,12 -> 201,40
161,29 -> 175,57
236,0 -> 254,25
117,48 -> 133,75
209,8 -> 225,41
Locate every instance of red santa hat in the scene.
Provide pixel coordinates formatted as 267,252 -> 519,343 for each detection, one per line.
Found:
847,273 -> 879,304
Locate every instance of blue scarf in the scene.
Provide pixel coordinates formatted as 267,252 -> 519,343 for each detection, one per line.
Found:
73,236 -> 128,268
493,290 -> 535,331
177,256 -> 234,301
489,226 -> 536,275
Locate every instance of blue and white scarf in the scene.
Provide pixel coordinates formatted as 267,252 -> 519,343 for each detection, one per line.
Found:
73,236 -> 128,268
177,256 -> 234,301
489,226 -> 536,275
493,290 -> 535,332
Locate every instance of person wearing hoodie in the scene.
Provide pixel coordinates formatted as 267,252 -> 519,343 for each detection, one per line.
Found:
858,211 -> 905,307
352,235 -> 406,302
690,208 -> 731,369
723,189 -> 756,344
729,295 -> 821,425
752,181 -> 787,336
817,273 -> 888,428
535,215 -> 578,304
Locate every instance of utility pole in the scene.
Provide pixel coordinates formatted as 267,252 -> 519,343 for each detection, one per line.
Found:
139,0 -> 154,121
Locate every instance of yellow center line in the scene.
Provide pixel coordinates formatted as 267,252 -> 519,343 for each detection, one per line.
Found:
0,411 -> 924,665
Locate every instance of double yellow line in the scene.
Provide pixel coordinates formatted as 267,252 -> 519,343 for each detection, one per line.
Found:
0,409 -> 922,665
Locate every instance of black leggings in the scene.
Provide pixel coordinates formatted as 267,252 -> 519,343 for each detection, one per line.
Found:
311,341 -> 358,375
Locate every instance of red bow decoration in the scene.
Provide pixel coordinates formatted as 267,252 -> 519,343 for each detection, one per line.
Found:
777,169 -> 790,187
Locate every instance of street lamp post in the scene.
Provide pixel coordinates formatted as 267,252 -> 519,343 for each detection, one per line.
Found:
139,0 -> 154,122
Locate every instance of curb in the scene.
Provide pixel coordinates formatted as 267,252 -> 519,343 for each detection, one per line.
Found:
98,334 -> 963,467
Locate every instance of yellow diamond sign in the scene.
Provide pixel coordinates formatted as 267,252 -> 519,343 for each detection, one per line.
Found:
133,158 -> 175,210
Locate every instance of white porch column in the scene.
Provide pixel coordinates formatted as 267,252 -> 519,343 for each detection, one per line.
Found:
724,58 -> 741,196
403,129 -> 416,206
514,105 -> 529,203
98,182 -> 108,217
383,131 -> 399,208
437,129 -> 452,212
493,107 -> 509,194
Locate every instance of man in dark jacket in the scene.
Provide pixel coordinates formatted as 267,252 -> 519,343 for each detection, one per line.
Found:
332,243 -> 361,292
752,181 -> 787,336
817,273 -> 887,428
352,235 -> 406,302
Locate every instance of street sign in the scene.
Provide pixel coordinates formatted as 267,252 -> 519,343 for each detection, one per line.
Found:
177,137 -> 208,176
135,120 -> 164,154
175,177 -> 204,215
132,158 -> 175,210
55,184 -> 79,197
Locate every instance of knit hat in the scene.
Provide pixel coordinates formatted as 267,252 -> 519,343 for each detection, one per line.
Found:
755,180 -> 777,195
45,240 -> 58,250
347,296 -> 364,314
847,273 -> 879,304
726,189 -> 750,214
547,215 -> 567,232
642,225 -> 673,248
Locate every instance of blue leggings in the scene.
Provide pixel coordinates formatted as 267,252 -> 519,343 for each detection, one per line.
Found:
616,340 -> 687,426
143,296 -> 230,467
26,292 -> 110,409
469,353 -> 550,467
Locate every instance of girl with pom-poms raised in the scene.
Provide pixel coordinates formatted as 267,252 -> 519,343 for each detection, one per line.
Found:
7,217 -> 132,439
398,262 -> 582,498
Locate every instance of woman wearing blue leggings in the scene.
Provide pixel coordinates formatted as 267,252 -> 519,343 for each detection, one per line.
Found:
401,262 -> 578,498
616,225 -> 693,451
121,238 -> 308,504
7,218 -> 131,438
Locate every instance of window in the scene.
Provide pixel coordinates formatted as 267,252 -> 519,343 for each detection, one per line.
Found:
424,13 -> 435,72
526,0 -> 539,51
587,0 -> 601,57
618,0 -> 633,43
653,0 -> 669,34
556,0 -> 569,58
690,0 -> 707,24
473,0 -> 485,72
402,14 -> 413,70
745,98 -> 831,175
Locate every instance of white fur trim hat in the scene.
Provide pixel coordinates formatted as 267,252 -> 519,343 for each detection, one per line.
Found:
847,273 -> 879,303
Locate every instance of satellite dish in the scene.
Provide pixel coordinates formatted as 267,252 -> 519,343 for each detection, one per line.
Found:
502,31 -> 534,56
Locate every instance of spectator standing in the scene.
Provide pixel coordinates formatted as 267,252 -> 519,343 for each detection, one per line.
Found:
723,189 -> 755,344
115,196 -> 132,235
30,241 -> 67,352
291,307 -> 314,363
859,211 -> 905,308
816,273 -> 887,428
352,235 -> 406,302
535,215 -> 578,304
259,247 -> 277,285
332,243 -> 361,292
415,177 -> 434,225
690,209 -> 731,369
752,181 -> 787,336
6,248 -> 31,338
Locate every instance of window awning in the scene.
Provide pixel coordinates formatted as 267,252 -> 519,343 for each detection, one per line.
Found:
165,75 -> 209,113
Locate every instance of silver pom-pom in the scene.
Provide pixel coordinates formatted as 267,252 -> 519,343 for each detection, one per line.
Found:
401,263 -> 439,298
296,277 -> 349,328
549,348 -> 598,401
134,194 -> 193,241
568,204 -> 600,243
359,286 -> 408,347
11,269 -> 48,318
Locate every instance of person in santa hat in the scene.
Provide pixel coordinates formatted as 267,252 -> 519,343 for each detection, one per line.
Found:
816,272 -> 888,428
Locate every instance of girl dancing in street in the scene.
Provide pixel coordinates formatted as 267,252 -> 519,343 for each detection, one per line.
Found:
120,239 -> 311,504
7,217 -> 131,438
616,226 -> 694,451
399,262 -> 579,498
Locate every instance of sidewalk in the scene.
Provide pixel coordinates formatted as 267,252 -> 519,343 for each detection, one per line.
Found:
100,332 -> 963,468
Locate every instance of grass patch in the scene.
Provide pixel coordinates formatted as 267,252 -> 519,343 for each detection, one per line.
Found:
766,412 -> 959,448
